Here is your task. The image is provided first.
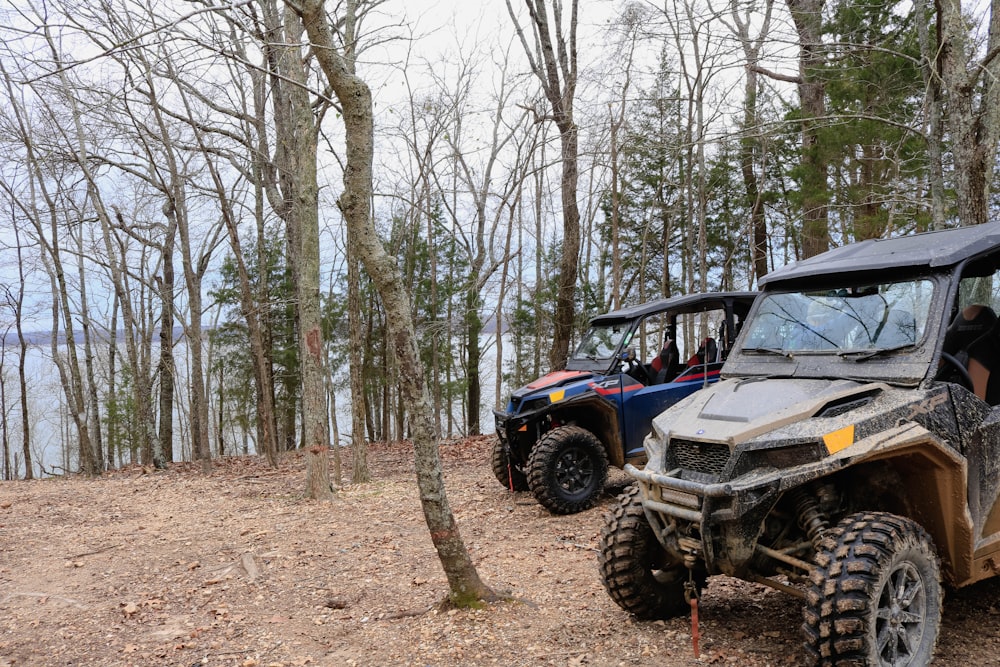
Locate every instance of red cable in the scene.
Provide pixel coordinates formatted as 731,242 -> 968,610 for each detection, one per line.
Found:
690,595 -> 700,658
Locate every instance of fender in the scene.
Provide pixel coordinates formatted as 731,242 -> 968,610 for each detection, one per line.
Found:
828,422 -> 973,586
547,392 -> 626,468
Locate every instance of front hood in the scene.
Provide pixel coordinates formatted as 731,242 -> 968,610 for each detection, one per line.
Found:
512,370 -> 597,400
654,377 -> 887,446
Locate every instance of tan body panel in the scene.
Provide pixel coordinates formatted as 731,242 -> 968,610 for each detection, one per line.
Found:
659,379 -> 891,447
837,422 -> 976,585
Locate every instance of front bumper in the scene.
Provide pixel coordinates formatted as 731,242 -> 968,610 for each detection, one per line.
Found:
493,408 -> 545,465
627,463 -> 785,576
628,464 -> 784,520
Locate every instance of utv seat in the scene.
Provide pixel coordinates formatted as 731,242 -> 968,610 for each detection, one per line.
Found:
687,337 -> 718,367
651,337 -> 681,384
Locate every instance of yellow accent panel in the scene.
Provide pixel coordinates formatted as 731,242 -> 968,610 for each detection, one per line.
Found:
823,425 -> 855,454
549,389 -> 565,403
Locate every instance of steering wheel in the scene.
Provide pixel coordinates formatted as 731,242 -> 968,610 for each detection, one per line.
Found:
937,352 -> 975,393
622,348 -> 652,384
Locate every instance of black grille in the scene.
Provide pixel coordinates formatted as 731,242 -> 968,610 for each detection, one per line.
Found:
669,439 -> 731,475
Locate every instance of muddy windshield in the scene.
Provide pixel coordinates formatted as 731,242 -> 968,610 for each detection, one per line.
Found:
572,322 -> 631,361
742,280 -> 934,354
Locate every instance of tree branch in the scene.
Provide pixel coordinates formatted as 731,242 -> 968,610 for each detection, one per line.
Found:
749,64 -> 801,85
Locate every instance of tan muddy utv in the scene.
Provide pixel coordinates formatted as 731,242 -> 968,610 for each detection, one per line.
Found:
599,223 -> 1000,665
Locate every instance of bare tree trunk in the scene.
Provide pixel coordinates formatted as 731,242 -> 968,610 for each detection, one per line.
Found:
325,348 -> 341,485
255,0 -> 332,495
251,185 -> 280,466
609,99 -> 624,308
936,0 -> 1000,227
427,198 -> 442,436
28,32 -> 99,476
916,0 -> 946,230
550,116 -> 580,368
174,205 -> 212,474
156,213 -> 177,468
282,8 -> 331,499
381,328 -> 390,440
107,294 -> 119,470
507,0 -> 580,370
11,227 -> 32,479
46,217 -> 97,475
788,0 -> 830,256
243,29 -> 281,466
533,140 -> 545,377
102,208 -> 158,469
188,107 -> 279,468
728,0 -> 774,280
71,223 -> 105,472
0,333 -> 8,480
605,7 -> 639,306
344,4 -> 372,484
496,200 -> 518,409
740,65 -> 768,280
141,54 -> 215,474
348,252 -> 369,483
293,0 -> 496,604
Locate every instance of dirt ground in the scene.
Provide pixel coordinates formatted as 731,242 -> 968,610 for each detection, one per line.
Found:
1,435 -> 999,666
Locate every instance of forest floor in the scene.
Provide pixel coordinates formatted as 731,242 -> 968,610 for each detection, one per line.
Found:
1,435 -> 999,666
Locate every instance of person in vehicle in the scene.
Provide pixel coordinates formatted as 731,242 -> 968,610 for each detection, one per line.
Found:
942,304 -> 1000,404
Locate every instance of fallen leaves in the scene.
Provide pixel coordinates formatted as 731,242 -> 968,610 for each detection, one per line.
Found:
0,440 -> 991,667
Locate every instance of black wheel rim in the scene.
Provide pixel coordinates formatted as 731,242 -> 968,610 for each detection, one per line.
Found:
554,444 -> 596,499
875,560 -> 926,666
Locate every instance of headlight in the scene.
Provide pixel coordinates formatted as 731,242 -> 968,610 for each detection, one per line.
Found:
731,442 -> 824,477
518,397 -> 548,413
756,442 -> 824,468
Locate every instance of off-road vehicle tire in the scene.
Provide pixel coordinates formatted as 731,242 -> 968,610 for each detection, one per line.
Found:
598,485 -> 705,619
491,438 -> 528,491
527,425 -> 608,514
803,511 -> 941,666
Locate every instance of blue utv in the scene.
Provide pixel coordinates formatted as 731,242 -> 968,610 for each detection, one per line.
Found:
492,291 -> 756,514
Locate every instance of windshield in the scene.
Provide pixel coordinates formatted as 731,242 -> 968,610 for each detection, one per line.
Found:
572,322 -> 632,361
742,280 -> 934,354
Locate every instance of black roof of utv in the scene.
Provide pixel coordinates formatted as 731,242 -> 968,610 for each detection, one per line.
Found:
588,291 -> 757,326
759,223 -> 1000,288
